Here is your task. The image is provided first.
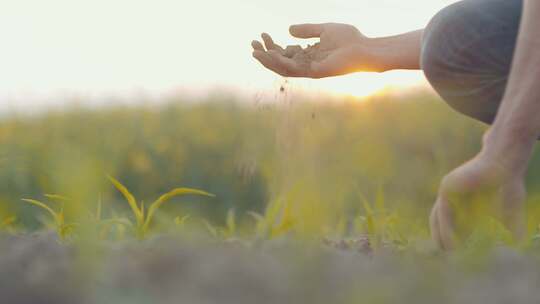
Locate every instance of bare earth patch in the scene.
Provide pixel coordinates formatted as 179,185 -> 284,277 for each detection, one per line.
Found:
1,233 -> 540,304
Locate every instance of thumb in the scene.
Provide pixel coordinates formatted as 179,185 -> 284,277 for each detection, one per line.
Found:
289,23 -> 326,38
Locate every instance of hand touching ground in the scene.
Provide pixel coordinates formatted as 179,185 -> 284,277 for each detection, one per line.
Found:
251,23 -> 379,78
430,151 -> 526,250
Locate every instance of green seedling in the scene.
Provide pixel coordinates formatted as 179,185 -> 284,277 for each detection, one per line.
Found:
248,198 -> 297,240
22,195 -> 76,240
108,175 -> 214,239
202,209 -> 237,239
88,196 -> 131,239
224,209 -> 236,237
355,188 -> 407,250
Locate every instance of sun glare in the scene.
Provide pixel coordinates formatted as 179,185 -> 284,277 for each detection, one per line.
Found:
317,71 -> 427,98
0,0 -> 456,104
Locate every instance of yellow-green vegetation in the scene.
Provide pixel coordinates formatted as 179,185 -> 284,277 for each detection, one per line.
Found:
0,215 -> 16,231
0,91 -> 540,249
108,175 -> 214,239
2,91 -> 540,304
21,194 -> 75,240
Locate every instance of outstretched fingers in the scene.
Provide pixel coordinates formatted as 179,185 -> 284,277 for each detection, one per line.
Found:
251,32 -> 313,77
252,50 -> 286,76
261,33 -> 285,52
251,40 -> 265,51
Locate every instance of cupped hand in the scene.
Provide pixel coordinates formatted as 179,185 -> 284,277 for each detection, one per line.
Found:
430,152 -> 526,250
251,23 -> 375,78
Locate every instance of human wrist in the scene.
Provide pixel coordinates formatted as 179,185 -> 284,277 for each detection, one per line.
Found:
481,126 -> 536,177
360,31 -> 422,72
357,37 -> 398,73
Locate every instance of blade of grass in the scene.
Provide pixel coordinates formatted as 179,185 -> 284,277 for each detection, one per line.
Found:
143,188 -> 214,230
44,194 -> 70,203
108,175 -> 143,223
22,199 -> 59,222
358,194 -> 376,238
226,209 -> 236,234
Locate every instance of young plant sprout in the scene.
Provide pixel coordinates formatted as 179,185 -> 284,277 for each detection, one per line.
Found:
248,198 -> 297,240
22,194 -> 75,240
202,209 -> 237,239
108,175 -> 214,239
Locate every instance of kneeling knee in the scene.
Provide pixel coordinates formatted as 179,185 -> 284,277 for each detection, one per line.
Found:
420,0 -> 501,123
421,1 -> 468,85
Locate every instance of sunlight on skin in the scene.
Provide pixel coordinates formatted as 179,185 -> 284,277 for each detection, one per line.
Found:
290,70 -> 426,98
0,0 -> 458,103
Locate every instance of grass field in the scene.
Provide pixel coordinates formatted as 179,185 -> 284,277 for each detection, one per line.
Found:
1,89 -> 540,303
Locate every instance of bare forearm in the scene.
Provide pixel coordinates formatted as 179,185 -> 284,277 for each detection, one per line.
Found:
484,0 -> 540,174
364,30 -> 423,72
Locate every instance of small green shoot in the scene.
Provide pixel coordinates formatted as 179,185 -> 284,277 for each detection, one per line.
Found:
355,188 -> 408,250
248,198 -> 297,239
22,197 -> 75,240
108,175 -> 214,239
203,209 -> 237,239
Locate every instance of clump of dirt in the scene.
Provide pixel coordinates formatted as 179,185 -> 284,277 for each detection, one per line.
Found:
283,43 -> 322,60
283,43 -> 325,69
283,45 -> 303,58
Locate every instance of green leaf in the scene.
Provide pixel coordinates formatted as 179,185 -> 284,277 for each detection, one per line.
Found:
108,175 -> 143,223
273,219 -> 295,237
143,188 -> 214,231
44,194 -> 70,203
22,199 -> 59,222
358,192 -> 376,236
265,198 -> 284,228
226,209 -> 236,234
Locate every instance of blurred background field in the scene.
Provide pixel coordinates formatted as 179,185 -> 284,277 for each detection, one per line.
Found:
2,88 -> 540,238
2,89 -> 540,304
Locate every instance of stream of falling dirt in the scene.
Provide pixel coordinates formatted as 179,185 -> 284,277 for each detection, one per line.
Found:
274,79 -> 300,195
237,78 -> 302,197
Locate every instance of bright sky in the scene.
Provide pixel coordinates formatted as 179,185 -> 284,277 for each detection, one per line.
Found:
0,0 -> 459,108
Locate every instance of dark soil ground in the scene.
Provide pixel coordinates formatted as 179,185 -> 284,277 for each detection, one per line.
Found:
1,232 -> 540,304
